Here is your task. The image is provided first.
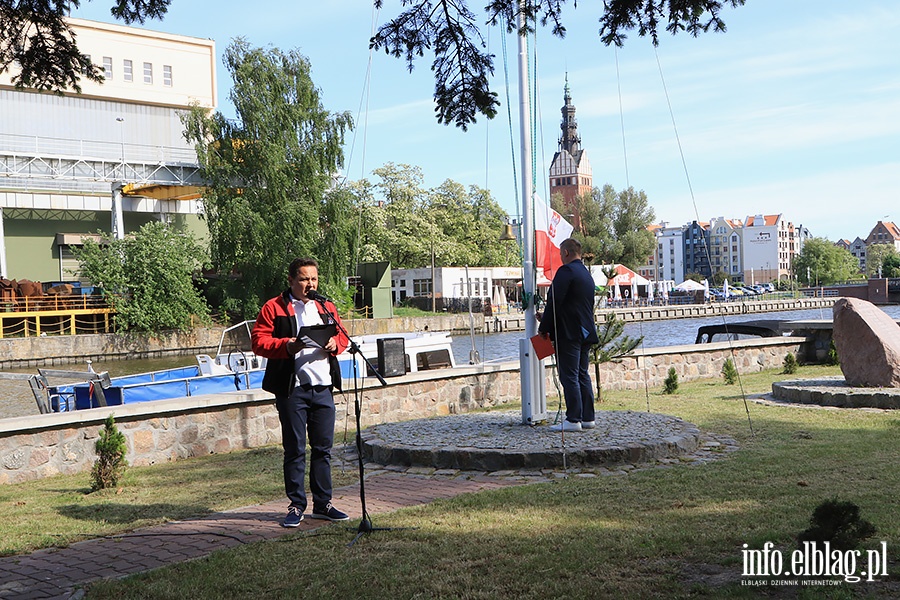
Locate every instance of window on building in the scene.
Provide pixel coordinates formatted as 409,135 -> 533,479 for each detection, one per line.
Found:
123,59 -> 133,82
143,62 -> 153,84
412,279 -> 432,297
81,54 -> 92,75
163,65 -> 173,86
102,56 -> 113,79
56,234 -> 103,282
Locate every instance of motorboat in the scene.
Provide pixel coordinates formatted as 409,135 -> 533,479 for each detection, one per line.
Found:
345,331 -> 457,380
695,320 -> 785,344
40,321 -> 267,412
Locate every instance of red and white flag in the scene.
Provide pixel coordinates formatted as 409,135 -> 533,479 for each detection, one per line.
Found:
534,193 -> 574,280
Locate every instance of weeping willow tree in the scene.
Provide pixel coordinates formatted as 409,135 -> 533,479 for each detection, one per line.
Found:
182,39 -> 354,318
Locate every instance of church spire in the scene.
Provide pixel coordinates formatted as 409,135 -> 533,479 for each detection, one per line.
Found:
559,74 -> 581,155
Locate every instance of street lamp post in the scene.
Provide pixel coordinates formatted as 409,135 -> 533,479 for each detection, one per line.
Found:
431,240 -> 436,313
111,117 -> 126,240
116,117 -> 125,178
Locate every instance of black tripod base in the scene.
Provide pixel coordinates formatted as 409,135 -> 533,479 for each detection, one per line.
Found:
347,517 -> 415,547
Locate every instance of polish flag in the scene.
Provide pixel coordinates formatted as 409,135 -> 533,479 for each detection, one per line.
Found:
534,193 -> 574,280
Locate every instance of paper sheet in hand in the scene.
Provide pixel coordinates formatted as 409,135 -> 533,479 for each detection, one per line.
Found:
298,324 -> 337,349
530,334 -> 554,360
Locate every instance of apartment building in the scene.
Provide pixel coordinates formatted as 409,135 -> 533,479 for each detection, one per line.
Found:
865,221 -> 900,252
742,214 -> 798,284
836,237 -> 867,273
708,216 -> 744,282
683,220 -> 711,279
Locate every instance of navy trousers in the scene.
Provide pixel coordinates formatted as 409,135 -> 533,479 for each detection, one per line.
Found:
276,384 -> 335,512
556,340 -> 595,424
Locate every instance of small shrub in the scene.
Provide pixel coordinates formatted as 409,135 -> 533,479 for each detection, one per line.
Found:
826,339 -> 840,366
663,367 -> 679,394
798,499 -> 876,551
783,352 -> 798,375
91,414 -> 128,491
721,358 -> 738,385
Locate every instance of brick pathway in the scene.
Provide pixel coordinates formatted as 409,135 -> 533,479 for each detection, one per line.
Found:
0,473 -> 520,600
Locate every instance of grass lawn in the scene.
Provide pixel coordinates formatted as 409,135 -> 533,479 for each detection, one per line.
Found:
392,306 -> 441,317
4,364 -> 899,598
0,433 -> 360,557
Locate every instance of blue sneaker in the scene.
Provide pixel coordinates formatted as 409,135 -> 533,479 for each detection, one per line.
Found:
310,502 -> 350,522
282,506 -> 304,528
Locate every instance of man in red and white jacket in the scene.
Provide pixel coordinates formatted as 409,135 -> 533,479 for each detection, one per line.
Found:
251,257 -> 350,527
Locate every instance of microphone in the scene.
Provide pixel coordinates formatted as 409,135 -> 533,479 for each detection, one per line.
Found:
306,289 -> 331,303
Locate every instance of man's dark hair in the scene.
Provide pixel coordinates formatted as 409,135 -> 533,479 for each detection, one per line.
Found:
560,238 -> 581,255
289,257 -> 318,278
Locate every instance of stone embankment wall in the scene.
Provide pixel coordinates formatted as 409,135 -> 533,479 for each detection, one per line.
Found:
0,329 -> 225,369
595,337 -> 805,391
600,297 -> 834,323
0,337 -> 804,484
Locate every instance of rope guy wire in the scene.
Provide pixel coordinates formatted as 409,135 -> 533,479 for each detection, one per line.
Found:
653,47 -> 754,436
336,3 -> 381,461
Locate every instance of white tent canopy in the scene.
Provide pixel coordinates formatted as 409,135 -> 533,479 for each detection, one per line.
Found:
589,264 -> 650,288
673,279 -> 706,292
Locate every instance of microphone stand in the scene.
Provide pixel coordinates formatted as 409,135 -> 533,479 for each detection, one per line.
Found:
315,297 -> 403,547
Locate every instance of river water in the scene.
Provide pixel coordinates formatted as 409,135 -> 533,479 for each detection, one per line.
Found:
453,305 -> 900,365
4,305 -> 900,419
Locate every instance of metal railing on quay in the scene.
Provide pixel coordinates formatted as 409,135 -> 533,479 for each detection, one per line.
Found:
0,294 -> 112,313
0,295 -> 116,338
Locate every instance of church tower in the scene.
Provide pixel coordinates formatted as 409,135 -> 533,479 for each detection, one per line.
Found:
548,78 -> 592,226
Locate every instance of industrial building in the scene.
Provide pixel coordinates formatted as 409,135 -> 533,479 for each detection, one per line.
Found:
0,18 -> 215,282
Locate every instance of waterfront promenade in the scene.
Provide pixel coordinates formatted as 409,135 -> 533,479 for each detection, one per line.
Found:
486,296 -> 835,332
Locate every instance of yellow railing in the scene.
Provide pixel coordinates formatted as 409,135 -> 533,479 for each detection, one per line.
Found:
0,294 -> 112,313
0,295 -> 116,338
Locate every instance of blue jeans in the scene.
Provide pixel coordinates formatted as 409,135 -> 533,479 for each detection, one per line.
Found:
276,384 -> 335,511
556,340 -> 595,423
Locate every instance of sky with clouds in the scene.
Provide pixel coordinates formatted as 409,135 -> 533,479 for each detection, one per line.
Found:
72,1 -> 899,242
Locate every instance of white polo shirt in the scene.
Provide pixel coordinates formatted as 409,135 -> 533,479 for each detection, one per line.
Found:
291,296 -> 332,387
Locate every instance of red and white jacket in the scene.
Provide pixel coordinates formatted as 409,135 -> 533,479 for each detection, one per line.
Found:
251,289 -> 349,396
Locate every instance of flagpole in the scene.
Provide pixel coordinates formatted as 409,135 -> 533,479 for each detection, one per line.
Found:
517,5 -> 546,424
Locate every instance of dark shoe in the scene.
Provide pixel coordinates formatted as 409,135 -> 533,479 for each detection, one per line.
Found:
310,502 -> 350,522
282,506 -> 304,528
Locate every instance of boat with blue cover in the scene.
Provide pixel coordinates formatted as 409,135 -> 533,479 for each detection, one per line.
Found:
34,322 -> 456,412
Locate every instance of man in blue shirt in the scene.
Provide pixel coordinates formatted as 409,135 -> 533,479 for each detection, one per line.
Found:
538,238 -> 600,431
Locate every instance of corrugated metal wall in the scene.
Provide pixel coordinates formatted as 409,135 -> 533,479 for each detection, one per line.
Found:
0,90 -> 193,162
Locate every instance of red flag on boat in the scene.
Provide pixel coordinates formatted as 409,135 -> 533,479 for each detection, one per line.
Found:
533,193 -> 574,280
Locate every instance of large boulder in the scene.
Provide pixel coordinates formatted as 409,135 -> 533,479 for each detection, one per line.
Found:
833,298 -> 900,387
